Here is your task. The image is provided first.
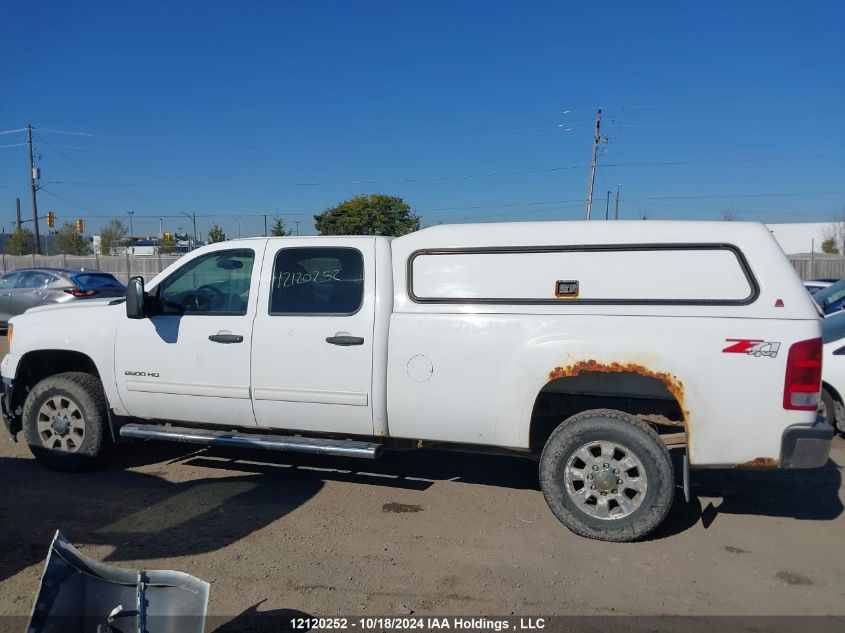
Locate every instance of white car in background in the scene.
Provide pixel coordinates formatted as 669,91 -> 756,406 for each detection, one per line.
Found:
821,310 -> 845,434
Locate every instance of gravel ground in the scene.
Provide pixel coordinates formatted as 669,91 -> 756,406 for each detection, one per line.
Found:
0,338 -> 843,625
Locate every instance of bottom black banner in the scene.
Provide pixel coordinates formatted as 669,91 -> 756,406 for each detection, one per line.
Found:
1,615 -> 844,633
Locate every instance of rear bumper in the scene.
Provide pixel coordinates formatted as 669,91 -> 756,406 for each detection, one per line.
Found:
780,416 -> 834,469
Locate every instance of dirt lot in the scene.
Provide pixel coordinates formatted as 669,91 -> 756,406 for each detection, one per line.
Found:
1,336 -> 844,625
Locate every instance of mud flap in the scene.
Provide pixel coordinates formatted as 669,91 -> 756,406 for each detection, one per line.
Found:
28,530 -> 209,633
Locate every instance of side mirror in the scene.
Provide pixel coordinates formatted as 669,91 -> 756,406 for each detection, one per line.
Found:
126,276 -> 148,319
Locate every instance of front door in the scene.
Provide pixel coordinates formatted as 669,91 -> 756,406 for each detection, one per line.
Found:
251,239 -> 375,435
114,244 -> 264,426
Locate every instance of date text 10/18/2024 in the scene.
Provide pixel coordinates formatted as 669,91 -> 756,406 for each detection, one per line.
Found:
289,617 -> 547,631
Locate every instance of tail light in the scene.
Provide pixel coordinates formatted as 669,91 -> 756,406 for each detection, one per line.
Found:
64,289 -> 96,297
783,337 -> 823,410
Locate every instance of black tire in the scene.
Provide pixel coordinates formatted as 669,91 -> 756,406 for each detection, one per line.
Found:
539,408 -> 674,542
819,387 -> 845,435
22,372 -> 110,472
820,388 -> 836,430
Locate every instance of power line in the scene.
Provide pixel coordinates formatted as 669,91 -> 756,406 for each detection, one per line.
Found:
36,153 -> 836,190
36,127 -> 93,137
35,132 -> 155,208
627,190 -> 845,201
426,198 -> 582,212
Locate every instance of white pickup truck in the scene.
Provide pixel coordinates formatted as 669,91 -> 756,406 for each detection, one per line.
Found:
0,221 -> 833,541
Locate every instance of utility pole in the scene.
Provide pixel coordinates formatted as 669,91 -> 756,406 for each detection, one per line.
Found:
27,124 -> 42,254
127,211 -> 135,254
614,185 -> 620,220
604,191 -> 611,220
583,108 -> 602,220
263,214 -> 268,237
15,198 -> 22,232
295,220 -> 300,236
191,212 -> 197,248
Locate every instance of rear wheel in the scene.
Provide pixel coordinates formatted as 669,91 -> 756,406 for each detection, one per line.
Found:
539,408 -> 674,542
819,388 -> 844,435
22,372 -> 109,472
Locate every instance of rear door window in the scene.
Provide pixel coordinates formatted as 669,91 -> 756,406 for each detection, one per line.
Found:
269,247 -> 364,315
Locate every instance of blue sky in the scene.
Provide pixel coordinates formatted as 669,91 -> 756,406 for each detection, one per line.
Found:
1,1 -> 843,239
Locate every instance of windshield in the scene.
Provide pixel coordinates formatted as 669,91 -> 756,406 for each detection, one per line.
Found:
812,278 -> 845,309
71,273 -> 125,291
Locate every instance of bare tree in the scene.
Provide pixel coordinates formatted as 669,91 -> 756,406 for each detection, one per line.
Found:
721,208 -> 738,221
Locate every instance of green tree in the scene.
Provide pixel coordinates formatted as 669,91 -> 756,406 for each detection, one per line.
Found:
52,222 -> 91,255
99,219 -> 128,255
207,223 -> 225,243
4,228 -> 35,255
822,238 -> 839,254
270,216 -> 288,236
314,194 -> 419,236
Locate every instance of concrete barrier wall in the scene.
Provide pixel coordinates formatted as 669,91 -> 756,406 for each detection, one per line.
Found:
2,251 -> 844,284
0,254 -> 185,284
788,256 -> 845,281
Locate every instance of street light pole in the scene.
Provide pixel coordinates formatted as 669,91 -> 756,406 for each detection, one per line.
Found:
127,211 -> 135,254
179,212 -> 197,249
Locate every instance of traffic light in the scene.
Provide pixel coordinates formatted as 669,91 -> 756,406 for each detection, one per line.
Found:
46,211 -> 55,228
75,219 -> 84,234
163,232 -> 172,243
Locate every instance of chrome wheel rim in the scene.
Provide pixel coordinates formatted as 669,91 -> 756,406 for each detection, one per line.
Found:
564,440 -> 648,520
37,396 -> 85,453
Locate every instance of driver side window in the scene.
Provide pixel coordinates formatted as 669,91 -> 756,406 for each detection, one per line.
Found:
157,248 -> 255,315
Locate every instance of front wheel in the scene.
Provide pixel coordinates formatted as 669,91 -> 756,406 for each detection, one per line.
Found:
539,408 -> 675,542
22,372 -> 110,472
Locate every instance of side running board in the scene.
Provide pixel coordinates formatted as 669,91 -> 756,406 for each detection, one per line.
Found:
119,423 -> 383,459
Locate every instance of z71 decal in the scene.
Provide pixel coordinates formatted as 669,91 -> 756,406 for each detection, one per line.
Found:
722,339 -> 781,358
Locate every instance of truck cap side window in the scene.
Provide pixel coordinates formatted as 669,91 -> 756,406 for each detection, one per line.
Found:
157,248 -> 255,315
269,247 -> 363,316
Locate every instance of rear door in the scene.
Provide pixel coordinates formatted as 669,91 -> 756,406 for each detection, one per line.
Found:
251,239 -> 376,435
